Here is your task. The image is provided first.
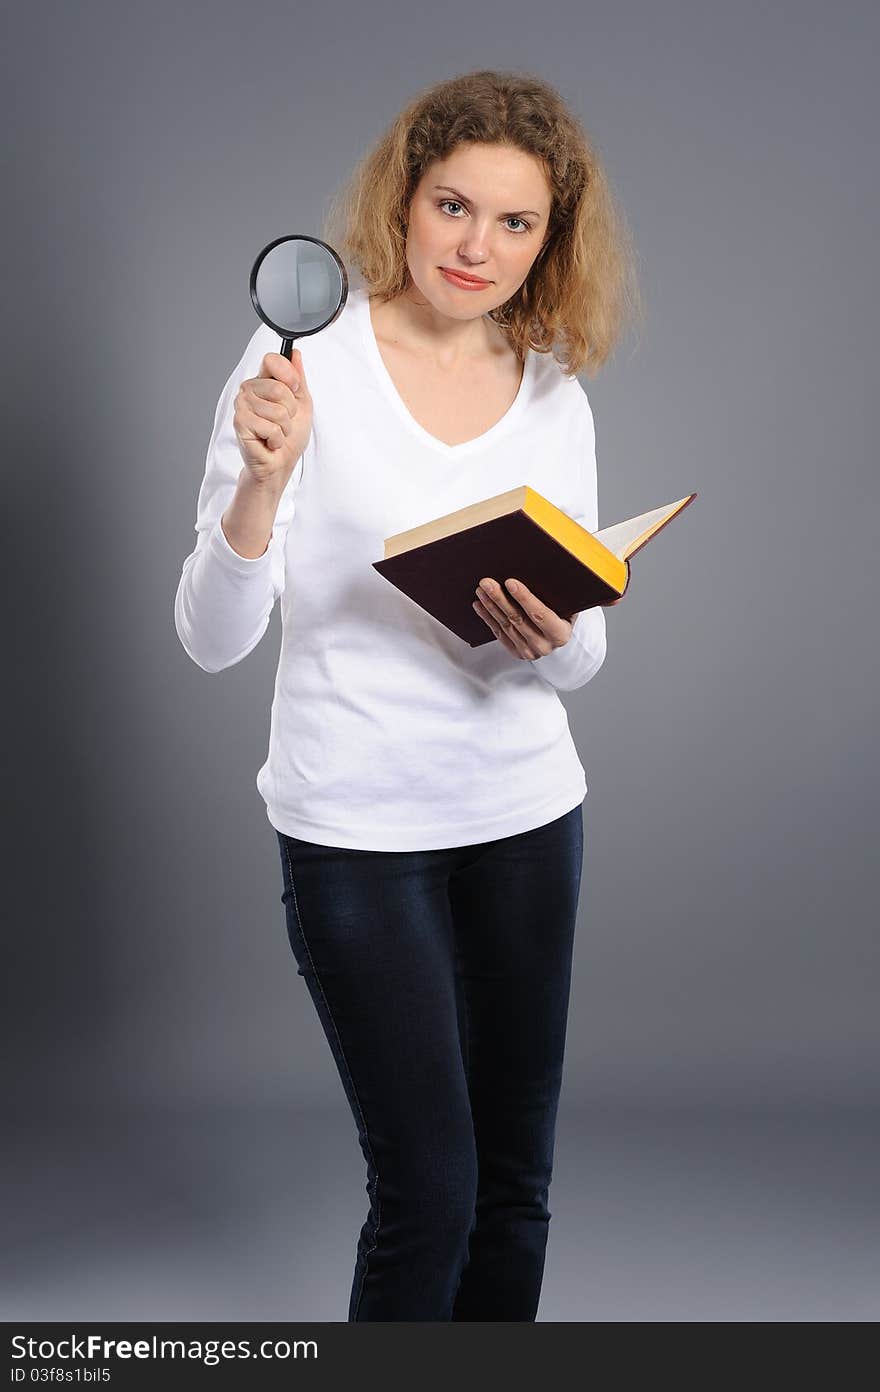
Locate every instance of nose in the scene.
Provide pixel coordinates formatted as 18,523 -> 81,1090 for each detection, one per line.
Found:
456,219 -> 492,264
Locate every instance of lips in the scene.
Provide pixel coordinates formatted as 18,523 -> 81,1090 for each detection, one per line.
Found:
440,267 -> 491,286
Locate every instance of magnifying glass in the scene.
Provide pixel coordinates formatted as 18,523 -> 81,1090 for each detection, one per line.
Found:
249,234 -> 348,359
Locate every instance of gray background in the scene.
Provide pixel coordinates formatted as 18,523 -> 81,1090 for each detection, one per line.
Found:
5,0 -> 877,1321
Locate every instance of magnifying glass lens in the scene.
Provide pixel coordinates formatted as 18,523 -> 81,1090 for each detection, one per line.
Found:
249,236 -> 348,357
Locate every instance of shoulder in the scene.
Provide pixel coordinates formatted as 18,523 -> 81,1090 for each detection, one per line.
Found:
528,345 -> 592,426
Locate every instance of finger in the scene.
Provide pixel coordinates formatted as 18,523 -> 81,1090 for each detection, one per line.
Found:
472,598 -> 524,658
470,595 -> 531,659
290,347 -> 307,396
501,579 -> 564,635
237,435 -> 282,467
476,578 -> 528,630
244,396 -> 294,434
476,578 -> 550,647
238,409 -> 287,449
260,352 -> 301,391
249,378 -> 298,412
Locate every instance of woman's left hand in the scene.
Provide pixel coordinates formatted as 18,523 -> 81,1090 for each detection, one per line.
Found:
472,577 -> 575,661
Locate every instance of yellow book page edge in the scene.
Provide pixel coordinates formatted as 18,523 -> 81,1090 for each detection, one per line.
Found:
523,489 -> 628,590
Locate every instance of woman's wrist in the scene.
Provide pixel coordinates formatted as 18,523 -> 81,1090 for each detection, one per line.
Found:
221,471 -> 287,559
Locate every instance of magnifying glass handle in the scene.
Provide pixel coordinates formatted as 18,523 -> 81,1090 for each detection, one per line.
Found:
280,336 -> 295,361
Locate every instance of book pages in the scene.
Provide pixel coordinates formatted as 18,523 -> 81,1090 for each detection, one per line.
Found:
595,498 -> 692,560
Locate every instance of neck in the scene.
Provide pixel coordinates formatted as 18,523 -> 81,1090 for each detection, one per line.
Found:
371,281 -> 497,369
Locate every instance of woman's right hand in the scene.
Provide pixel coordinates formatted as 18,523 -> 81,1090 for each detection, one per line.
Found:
233,348 -> 313,489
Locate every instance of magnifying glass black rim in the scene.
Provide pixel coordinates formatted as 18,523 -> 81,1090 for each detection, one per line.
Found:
249,234 -> 349,340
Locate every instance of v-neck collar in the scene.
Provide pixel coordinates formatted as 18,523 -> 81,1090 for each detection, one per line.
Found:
356,286 -> 535,459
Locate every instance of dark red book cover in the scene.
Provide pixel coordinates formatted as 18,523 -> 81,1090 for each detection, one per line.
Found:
373,510 -> 629,647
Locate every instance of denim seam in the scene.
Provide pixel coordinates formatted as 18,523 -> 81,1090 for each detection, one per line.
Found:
281,836 -> 381,1319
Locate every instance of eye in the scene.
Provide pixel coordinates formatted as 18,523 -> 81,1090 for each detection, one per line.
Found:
437,200 -> 533,234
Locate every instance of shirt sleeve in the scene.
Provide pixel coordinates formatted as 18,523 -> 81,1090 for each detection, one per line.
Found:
529,388 -> 608,693
173,324 -> 305,674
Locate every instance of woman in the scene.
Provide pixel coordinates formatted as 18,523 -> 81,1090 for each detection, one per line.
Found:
175,68 -> 640,1321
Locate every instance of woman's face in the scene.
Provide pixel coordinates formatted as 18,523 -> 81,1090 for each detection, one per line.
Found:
403,142 -> 553,319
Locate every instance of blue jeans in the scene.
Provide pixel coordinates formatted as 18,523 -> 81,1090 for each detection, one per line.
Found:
275,801 -> 584,1321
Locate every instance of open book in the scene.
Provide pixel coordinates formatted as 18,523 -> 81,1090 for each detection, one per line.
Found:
372,486 -> 697,647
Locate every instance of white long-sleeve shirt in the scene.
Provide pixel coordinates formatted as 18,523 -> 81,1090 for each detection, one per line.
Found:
174,285 -> 608,850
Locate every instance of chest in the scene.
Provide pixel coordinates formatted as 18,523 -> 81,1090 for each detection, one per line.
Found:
375,340 -> 525,448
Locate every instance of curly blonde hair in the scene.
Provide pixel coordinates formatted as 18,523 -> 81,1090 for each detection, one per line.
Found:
321,68 -> 643,378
